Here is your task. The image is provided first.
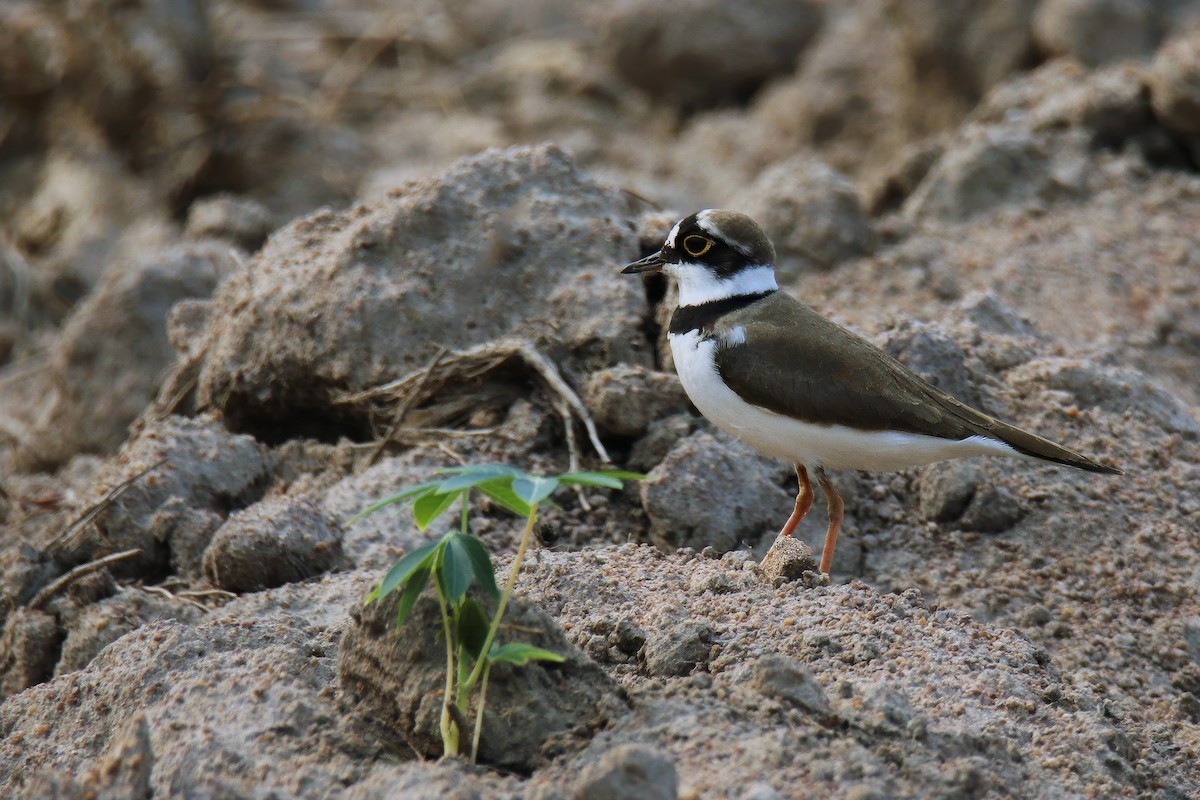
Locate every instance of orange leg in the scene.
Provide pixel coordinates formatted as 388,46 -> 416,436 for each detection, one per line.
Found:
816,467 -> 844,576
778,465 -> 814,538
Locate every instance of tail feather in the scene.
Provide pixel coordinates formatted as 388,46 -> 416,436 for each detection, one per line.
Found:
989,420 -> 1123,475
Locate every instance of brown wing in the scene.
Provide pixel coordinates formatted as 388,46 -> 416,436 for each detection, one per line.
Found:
714,294 -> 1121,474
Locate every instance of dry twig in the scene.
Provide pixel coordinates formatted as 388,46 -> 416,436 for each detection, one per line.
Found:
47,458 -> 168,553
28,549 -> 142,610
338,338 -> 610,471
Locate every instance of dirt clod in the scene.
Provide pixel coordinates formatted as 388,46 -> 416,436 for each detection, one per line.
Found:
202,497 -> 343,593
570,743 -> 678,800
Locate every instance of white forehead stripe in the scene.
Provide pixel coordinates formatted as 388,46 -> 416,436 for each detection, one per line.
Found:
666,219 -> 683,249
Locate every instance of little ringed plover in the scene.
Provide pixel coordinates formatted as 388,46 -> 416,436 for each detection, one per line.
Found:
623,209 -> 1122,576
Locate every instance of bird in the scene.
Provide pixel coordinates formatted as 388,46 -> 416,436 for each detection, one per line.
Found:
622,209 -> 1122,576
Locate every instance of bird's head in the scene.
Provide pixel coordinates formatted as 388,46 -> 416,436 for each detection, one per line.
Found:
622,209 -> 778,306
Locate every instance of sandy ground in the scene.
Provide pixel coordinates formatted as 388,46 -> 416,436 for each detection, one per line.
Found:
2,1 -> 1200,798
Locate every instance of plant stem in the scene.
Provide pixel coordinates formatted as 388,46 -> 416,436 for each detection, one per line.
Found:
436,589 -> 459,755
463,505 -> 538,692
470,660 -> 493,764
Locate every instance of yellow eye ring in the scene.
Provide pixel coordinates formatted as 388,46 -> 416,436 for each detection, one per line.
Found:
682,235 -> 713,258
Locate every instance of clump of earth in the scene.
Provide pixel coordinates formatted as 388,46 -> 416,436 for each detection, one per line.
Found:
2,1 -> 1200,797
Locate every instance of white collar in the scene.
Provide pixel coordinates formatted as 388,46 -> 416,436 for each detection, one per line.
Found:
666,263 -> 779,307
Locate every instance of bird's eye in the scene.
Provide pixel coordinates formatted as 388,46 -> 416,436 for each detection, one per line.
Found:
682,235 -> 713,257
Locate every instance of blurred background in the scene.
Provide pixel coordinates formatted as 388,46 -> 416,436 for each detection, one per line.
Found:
3,0 -> 1200,467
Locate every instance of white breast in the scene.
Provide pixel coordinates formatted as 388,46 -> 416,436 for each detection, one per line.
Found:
668,330 -> 1021,472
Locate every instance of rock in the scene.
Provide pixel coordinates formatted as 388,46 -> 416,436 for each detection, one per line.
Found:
8,243 -> 237,472
615,617 -> 649,655
855,681 -> 918,735
627,414 -> 702,473
0,574 -> 403,797
741,783 -> 784,800
0,609 -> 61,698
904,124 -> 1054,223
974,60 -> 1163,157
751,654 -> 831,715
11,153 -> 169,302
57,588 -> 204,675
571,744 -> 678,800
745,3 -> 919,180
192,145 -> 646,442
880,320 -> 979,406
1150,32 -> 1200,136
185,194 -> 274,251
732,156 -> 875,279
16,713 -> 154,800
918,462 -> 981,523
960,484 -> 1025,533
601,0 -> 824,111
759,535 -> 819,584
1008,358 -> 1200,440
640,431 -> 792,553
583,365 -> 690,438
889,0 -> 1040,99
642,620 -> 713,676
957,292 -> 1036,338
57,415 -> 273,577
862,138 -> 945,215
203,496 -> 344,593
1034,0 -> 1162,68
339,589 -> 625,770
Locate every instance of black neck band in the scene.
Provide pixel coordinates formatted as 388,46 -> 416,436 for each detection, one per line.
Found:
668,291 -> 775,335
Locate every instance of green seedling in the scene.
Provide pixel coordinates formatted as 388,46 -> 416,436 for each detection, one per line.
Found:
353,464 -> 642,762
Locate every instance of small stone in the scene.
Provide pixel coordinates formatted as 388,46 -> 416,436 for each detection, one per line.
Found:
615,618 -> 649,655
960,485 -> 1025,533
689,572 -> 735,595
0,609 -> 61,696
751,654 -> 831,715
904,125 -> 1051,223
643,621 -> 713,677
741,782 -> 784,800
1034,0 -> 1161,68
583,365 -> 690,439
641,431 -> 792,553
760,536 -> 819,583
571,744 -> 678,800
1176,692 -> 1200,722
601,0 -> 824,111
1150,33 -> 1200,136
185,193 -> 273,251
918,462 -> 981,523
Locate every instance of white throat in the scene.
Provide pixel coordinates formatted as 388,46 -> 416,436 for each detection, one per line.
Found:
666,263 -> 779,307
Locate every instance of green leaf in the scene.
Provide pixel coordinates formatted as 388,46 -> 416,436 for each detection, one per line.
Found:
456,597 -> 491,660
368,539 -> 439,602
512,475 -> 559,505
488,642 -> 566,666
437,532 -> 475,605
558,469 -> 645,486
413,489 -> 462,532
395,564 -> 431,627
434,465 -> 524,494
477,479 -> 533,517
437,464 -> 524,479
456,534 -> 499,600
347,480 -> 441,522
